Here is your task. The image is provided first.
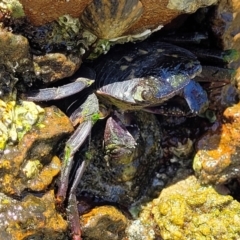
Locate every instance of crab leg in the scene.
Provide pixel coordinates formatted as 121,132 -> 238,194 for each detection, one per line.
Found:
56,121 -> 92,203
56,93 -> 104,239
68,193 -> 82,240
24,78 -> 94,101
67,159 -> 88,240
56,93 -> 100,202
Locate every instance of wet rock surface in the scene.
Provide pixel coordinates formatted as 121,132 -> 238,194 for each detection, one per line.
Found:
0,106 -> 73,195
80,205 -> 127,240
128,175 -> 240,240
194,102 -> 240,184
0,29 -> 34,99
209,0 -> 240,84
33,53 -> 82,84
0,190 -> 68,240
0,0 -> 239,239
0,100 -> 45,151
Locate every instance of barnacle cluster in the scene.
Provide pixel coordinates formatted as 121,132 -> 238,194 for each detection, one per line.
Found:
0,0 -> 24,18
53,14 -> 82,52
17,14 -> 84,54
0,99 -> 44,151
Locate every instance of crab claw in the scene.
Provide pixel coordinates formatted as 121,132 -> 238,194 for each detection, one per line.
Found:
24,77 -> 94,101
183,80 -> 209,115
104,112 -> 139,182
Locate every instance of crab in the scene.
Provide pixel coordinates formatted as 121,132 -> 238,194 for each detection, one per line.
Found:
23,38 -> 216,238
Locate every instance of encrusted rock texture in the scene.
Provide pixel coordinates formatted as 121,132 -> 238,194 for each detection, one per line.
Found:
0,0 -> 239,239
0,106 -> 73,195
194,102 -> 240,184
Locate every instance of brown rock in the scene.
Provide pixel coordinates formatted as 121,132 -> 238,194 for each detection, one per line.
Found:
0,106 -> 74,195
126,0 -> 218,34
33,53 -> 81,84
0,29 -> 34,99
0,29 -> 31,64
80,205 -> 128,240
0,190 -> 68,239
210,0 -> 240,71
193,102 -> 240,184
19,0 -> 93,26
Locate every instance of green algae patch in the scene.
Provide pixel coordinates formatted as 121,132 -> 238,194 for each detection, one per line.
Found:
0,0 -> 25,18
138,176 -> 240,240
0,99 -> 45,152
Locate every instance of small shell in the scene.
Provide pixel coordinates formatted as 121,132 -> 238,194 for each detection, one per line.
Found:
81,0 -> 143,39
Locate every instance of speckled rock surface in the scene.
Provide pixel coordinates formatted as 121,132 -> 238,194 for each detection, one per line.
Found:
19,0 -> 92,26
0,30 -> 30,65
80,205 -> 127,240
0,190 -> 68,240
127,0 -> 218,33
128,175 -> 240,240
33,53 -> 81,84
193,102 -> 240,184
0,106 -> 73,195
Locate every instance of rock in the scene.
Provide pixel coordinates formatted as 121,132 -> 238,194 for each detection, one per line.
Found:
19,0 -> 92,26
0,29 -> 30,65
0,29 -> 34,99
0,106 -> 74,195
193,102 -> 240,184
210,0 -> 240,51
0,100 -> 45,151
33,53 -> 81,84
209,0 -> 240,81
0,0 -> 25,18
19,0 -> 218,36
127,0 -> 218,34
128,175 -> 240,240
80,205 -> 128,240
0,190 -> 68,239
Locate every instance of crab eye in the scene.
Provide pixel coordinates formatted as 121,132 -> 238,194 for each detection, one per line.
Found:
141,90 -> 153,101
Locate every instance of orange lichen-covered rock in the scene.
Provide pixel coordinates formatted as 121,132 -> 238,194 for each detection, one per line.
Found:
0,190 -> 68,239
193,102 -> 240,184
0,106 -> 74,195
80,205 -> 127,240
